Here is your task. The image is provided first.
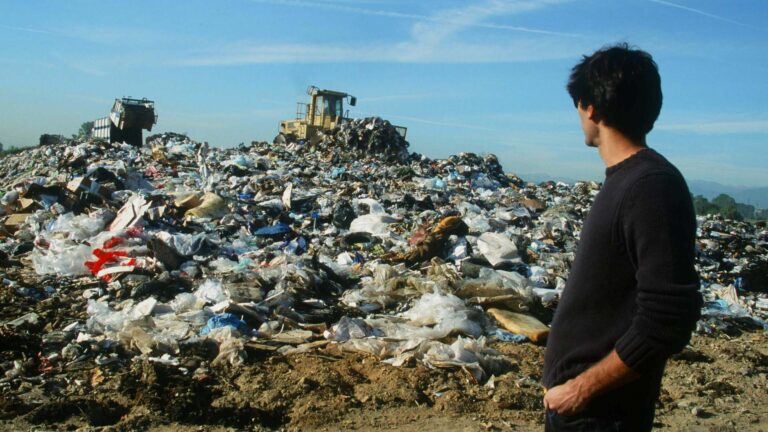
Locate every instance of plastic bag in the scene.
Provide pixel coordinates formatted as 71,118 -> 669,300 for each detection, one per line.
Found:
184,193 -> 227,220
325,316 -> 376,341
194,279 -> 229,304
47,212 -> 106,241
207,327 -> 247,367
209,257 -> 239,273
0,190 -> 19,205
155,231 -> 209,256
253,223 -> 292,237
199,313 -> 248,336
169,293 -> 205,314
354,198 -> 386,215
86,300 -> 127,335
402,291 -> 467,326
476,232 -> 521,266
32,240 -> 94,275
349,214 -> 397,236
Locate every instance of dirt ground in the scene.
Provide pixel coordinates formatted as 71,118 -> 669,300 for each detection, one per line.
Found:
1,275 -> 767,432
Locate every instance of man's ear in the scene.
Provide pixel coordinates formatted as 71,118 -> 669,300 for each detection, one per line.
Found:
577,102 -> 597,121
585,104 -> 596,121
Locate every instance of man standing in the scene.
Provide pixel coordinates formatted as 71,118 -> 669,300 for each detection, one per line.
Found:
542,44 -> 702,431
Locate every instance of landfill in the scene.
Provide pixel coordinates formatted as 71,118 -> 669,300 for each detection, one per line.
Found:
1,120 -> 767,430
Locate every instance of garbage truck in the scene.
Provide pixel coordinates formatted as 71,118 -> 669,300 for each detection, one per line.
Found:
275,86 -> 406,145
91,98 -> 157,146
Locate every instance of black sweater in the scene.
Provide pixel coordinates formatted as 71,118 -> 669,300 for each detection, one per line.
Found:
543,148 -> 702,391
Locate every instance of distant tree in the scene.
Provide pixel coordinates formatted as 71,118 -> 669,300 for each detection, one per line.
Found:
0,141 -> 3,153
692,193 -> 758,221
720,205 -> 743,221
75,121 -> 94,140
707,194 -> 743,220
736,203 -> 756,220
0,145 -> 23,157
693,195 -> 718,215
712,193 -> 737,210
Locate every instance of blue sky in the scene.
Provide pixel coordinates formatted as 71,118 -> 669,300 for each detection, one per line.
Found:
1,0 -> 767,187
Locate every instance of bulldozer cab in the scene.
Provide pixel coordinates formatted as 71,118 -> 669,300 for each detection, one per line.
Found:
279,86 -> 356,143
305,87 -> 355,130
309,92 -> 344,130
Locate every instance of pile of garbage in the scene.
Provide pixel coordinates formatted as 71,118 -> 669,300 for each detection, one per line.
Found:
281,116 -> 411,163
328,117 -> 410,163
695,216 -> 768,334
1,127 -> 766,386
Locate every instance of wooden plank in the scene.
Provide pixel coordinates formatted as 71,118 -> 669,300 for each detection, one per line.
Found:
270,329 -> 314,345
487,308 -> 549,343
244,342 -> 278,352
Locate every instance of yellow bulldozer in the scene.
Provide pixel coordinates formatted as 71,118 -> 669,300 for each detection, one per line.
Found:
274,86 -> 356,145
274,85 -> 406,145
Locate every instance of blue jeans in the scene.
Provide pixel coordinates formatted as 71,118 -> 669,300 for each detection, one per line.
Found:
543,369 -> 662,432
545,409 -> 629,431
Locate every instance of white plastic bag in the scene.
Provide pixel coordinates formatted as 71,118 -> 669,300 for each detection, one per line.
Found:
32,240 -> 94,275
477,232 -> 521,267
349,214 -> 397,236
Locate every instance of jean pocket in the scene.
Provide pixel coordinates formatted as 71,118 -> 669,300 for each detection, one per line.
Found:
546,409 -> 623,432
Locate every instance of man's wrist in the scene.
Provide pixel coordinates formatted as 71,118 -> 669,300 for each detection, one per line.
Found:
570,374 -> 595,402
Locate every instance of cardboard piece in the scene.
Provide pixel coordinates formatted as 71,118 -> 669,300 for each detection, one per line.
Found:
282,182 -> 293,210
184,193 -> 227,220
17,198 -> 41,212
3,213 -> 33,232
67,177 -> 93,193
109,195 -> 151,232
175,193 -> 203,210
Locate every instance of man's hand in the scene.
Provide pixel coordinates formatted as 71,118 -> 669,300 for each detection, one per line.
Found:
543,350 -> 640,415
543,379 -> 590,415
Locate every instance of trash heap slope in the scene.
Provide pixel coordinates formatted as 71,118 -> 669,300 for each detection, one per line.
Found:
0,130 -> 766,395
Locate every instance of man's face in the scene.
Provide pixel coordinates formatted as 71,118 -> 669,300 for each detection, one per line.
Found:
577,103 -> 598,148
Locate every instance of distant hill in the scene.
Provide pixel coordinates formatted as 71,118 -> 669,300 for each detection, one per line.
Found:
518,173 -> 768,209
518,172 -> 580,185
687,180 -> 768,209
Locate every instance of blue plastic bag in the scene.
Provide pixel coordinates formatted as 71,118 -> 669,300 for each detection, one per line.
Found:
253,223 -> 292,237
199,313 -> 248,336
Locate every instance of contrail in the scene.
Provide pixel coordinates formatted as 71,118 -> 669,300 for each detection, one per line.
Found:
251,0 -> 583,38
0,24 -> 54,34
647,0 -> 754,28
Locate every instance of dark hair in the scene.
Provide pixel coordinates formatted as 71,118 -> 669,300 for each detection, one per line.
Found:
567,43 -> 662,140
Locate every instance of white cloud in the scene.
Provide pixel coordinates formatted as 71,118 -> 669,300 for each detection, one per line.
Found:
172,37 -> 581,65
359,93 -> 435,102
176,0 -> 582,66
0,23 -> 53,34
669,156 -> 768,186
656,118 -> 768,135
3,1 -> 583,70
0,57 -> 57,69
57,25 -> 186,46
54,58 -> 106,76
358,111 -> 505,132
252,0 -> 581,37
1,22 -> 180,45
161,109 -> 284,131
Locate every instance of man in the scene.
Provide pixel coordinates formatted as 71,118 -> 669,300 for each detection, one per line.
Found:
542,44 -> 702,431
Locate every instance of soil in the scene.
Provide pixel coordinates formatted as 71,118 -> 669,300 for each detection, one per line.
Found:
1,272 -> 766,431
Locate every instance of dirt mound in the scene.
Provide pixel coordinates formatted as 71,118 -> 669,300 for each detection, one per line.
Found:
1,331 -> 764,430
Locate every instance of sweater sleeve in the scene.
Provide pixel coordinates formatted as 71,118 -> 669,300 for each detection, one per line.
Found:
614,173 -> 702,374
